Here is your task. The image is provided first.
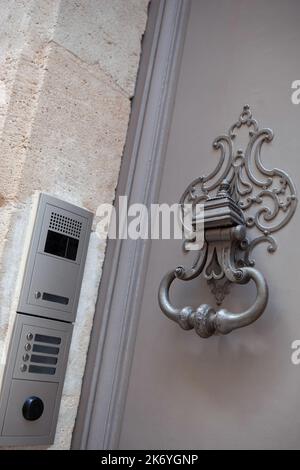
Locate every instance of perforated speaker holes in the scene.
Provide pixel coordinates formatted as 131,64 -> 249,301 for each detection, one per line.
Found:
49,212 -> 82,239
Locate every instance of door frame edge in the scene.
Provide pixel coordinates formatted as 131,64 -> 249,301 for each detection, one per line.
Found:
71,0 -> 191,450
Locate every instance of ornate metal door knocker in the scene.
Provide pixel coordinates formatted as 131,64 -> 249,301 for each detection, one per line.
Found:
158,105 -> 297,338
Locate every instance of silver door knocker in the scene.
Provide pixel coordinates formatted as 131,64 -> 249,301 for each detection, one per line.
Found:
158,105 -> 297,338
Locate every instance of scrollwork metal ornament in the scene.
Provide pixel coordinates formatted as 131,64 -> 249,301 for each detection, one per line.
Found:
158,105 -> 297,338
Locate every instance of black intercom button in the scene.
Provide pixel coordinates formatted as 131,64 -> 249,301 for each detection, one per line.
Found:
22,396 -> 44,421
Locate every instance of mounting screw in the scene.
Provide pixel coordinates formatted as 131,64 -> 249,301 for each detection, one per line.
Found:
175,266 -> 185,278
234,270 -> 243,281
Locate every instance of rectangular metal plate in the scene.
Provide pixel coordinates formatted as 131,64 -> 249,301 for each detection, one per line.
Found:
2,380 -> 59,438
0,314 -> 73,446
13,321 -> 70,383
17,194 -> 93,322
27,254 -> 79,318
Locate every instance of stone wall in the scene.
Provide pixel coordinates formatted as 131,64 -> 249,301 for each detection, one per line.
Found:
0,0 -> 149,449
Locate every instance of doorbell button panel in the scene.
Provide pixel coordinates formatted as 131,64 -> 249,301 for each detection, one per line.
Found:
13,321 -> 70,382
18,194 -> 93,323
0,194 -> 93,446
2,379 -> 59,441
0,314 -> 73,445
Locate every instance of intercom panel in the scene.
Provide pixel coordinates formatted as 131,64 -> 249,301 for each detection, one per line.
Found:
18,194 -> 93,322
0,194 -> 93,446
0,314 -> 73,446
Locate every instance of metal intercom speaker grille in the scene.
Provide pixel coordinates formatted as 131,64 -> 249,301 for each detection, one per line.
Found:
49,212 -> 82,239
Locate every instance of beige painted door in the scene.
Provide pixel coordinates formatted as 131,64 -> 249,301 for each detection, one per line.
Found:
119,0 -> 300,449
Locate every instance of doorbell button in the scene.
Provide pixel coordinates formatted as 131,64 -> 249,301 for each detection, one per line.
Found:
22,396 -> 44,421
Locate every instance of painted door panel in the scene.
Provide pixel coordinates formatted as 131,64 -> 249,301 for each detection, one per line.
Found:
119,0 -> 300,449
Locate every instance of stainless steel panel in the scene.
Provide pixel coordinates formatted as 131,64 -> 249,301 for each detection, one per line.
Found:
2,380 -> 58,438
12,320 -> 71,383
0,314 -> 72,445
27,254 -> 79,318
17,193 -> 93,322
